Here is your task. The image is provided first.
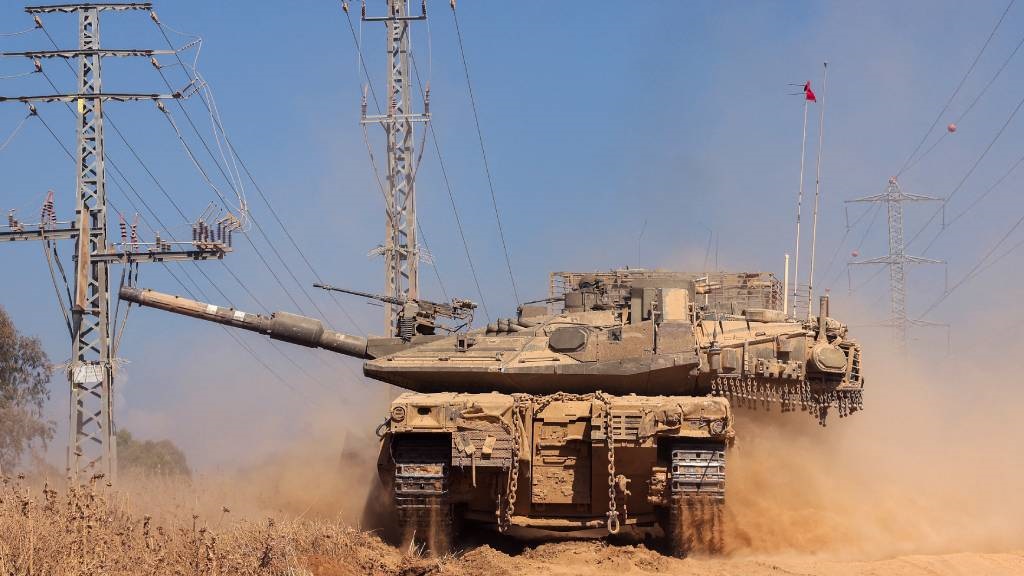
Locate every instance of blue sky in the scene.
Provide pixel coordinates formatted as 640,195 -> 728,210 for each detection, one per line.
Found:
2,1 -> 1023,467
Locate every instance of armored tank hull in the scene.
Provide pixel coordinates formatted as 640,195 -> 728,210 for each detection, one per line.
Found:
381,391 -> 732,556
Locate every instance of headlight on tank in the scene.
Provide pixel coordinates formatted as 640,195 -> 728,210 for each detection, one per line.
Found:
710,419 -> 727,435
391,405 -> 406,422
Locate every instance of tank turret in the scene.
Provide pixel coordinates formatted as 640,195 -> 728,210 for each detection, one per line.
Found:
120,269 -> 863,422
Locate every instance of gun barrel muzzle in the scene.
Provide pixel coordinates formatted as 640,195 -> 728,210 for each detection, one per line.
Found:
119,286 -> 370,359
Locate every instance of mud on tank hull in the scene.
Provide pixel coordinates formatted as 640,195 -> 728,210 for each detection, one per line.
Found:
376,391 -> 733,557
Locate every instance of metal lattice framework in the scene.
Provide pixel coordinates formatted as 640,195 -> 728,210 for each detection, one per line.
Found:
1,2 -> 232,481
848,177 -> 943,351
68,4 -> 115,479
363,0 -> 429,336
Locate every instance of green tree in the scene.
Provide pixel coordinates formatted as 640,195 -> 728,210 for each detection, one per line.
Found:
116,429 -> 191,477
0,305 -> 55,474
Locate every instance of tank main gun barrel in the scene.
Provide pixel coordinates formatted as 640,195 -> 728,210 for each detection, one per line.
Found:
119,286 -> 372,359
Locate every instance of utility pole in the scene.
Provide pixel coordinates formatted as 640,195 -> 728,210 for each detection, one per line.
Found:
847,177 -> 943,352
361,0 -> 429,337
0,2 -> 233,482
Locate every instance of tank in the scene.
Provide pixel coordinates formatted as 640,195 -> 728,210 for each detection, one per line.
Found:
119,268 -> 864,557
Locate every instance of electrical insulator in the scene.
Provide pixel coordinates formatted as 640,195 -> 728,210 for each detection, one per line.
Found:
119,214 -> 127,245
131,216 -> 139,246
42,190 -> 55,226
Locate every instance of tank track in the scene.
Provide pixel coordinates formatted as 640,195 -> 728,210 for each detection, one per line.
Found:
666,443 -> 726,557
392,435 -> 453,553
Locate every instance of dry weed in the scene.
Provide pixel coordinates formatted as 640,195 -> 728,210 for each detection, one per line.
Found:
0,474 -> 417,576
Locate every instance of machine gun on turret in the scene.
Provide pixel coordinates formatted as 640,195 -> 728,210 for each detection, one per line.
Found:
314,283 -> 477,339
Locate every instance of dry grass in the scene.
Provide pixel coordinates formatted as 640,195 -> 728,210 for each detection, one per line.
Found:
0,473 -> 452,576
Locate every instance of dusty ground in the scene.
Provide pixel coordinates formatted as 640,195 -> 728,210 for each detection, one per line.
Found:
398,542 -> 1024,576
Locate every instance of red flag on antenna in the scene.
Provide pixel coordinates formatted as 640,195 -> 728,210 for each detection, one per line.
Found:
804,81 -> 817,102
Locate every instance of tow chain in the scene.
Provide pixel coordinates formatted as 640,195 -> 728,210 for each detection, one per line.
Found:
599,391 -> 621,534
498,392 -> 626,534
498,401 -> 525,533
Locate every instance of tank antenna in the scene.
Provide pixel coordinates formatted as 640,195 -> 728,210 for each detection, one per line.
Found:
792,79 -> 811,314
806,61 -> 828,319
783,253 -> 790,316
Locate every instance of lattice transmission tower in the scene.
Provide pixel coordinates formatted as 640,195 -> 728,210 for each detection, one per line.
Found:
361,0 -> 430,337
0,2 -> 232,481
847,177 -> 943,352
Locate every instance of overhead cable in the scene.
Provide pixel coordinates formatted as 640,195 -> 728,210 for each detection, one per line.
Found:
451,2 -> 520,304
896,0 -> 1016,176
152,16 -> 366,334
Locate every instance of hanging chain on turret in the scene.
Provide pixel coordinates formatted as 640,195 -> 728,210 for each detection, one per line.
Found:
711,375 -> 863,426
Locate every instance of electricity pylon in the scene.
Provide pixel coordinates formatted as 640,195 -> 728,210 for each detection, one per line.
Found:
847,177 -> 943,353
0,2 -> 232,481
361,0 -> 430,337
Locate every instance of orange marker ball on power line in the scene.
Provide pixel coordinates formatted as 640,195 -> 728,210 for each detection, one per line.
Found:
947,123 -> 957,133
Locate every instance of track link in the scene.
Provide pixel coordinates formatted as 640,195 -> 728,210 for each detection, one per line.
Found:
392,434 -> 453,554
666,443 -> 726,557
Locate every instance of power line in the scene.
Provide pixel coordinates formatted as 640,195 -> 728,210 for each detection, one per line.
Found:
920,147 -> 1024,255
821,202 -> 879,288
903,22 -> 1024,176
450,2 -> 520,305
159,263 -> 317,406
917,210 -> 1024,318
424,113 -> 492,322
906,86 -> 1024,251
0,112 -> 32,152
32,71 -> 342,400
854,26 -> 1024,297
34,106 -> 335,396
151,15 -> 366,335
896,0 -> 1016,176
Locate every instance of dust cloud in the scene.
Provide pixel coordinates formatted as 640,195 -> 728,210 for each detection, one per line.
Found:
114,408 -> 384,530
724,340 -> 1024,559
